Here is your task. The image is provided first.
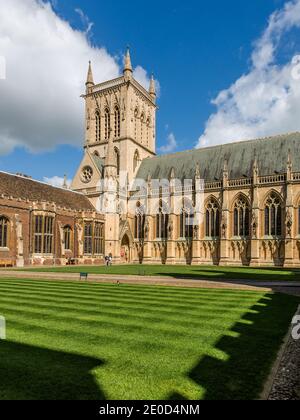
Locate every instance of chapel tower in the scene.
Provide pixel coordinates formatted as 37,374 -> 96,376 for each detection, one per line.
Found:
82,48 -> 157,183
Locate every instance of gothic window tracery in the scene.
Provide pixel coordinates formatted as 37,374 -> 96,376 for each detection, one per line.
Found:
205,198 -> 220,238
233,196 -> 250,237
265,193 -> 282,237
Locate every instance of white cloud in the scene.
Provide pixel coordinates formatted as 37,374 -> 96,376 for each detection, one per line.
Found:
197,0 -> 300,148
0,0 -> 120,155
133,65 -> 160,96
159,133 -> 177,154
43,175 -> 71,188
75,8 -> 94,36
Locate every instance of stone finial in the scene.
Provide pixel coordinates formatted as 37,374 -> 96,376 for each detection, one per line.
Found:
287,148 -> 292,181
223,159 -> 229,187
195,163 -> 200,179
86,61 -> 94,89
149,74 -> 156,102
123,47 -> 133,81
253,151 -> 259,182
63,174 -> 68,189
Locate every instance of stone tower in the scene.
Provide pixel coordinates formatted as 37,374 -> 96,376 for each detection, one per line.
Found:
71,48 -> 157,261
76,48 -> 157,184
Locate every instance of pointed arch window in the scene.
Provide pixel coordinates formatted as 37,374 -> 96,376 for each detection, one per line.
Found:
114,147 -> 120,175
146,117 -> 151,146
140,113 -> 145,143
0,216 -> 9,248
205,198 -> 220,238
95,110 -> 101,142
265,193 -> 282,236
134,108 -> 139,140
114,105 -> 120,138
233,196 -> 250,237
180,202 -> 194,239
104,108 -> 110,140
133,150 -> 140,173
156,202 -> 169,239
135,203 -> 145,240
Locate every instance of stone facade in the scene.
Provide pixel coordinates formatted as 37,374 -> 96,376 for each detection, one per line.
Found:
2,49 -> 300,268
71,49 -> 300,268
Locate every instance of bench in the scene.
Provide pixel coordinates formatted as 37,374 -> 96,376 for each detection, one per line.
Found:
80,272 -> 88,281
0,260 -> 14,268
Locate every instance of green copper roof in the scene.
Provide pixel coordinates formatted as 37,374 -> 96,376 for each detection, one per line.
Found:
137,132 -> 300,181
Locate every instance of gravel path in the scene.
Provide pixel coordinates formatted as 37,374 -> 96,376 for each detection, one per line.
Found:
268,307 -> 300,400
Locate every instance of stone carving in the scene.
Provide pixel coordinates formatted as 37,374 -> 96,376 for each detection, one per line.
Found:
286,209 -> 293,238
193,225 -> 199,240
252,214 -> 258,239
221,217 -> 227,239
144,219 -> 150,241
168,220 -> 173,240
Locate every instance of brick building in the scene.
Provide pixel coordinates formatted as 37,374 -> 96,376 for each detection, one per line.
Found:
0,172 -> 104,267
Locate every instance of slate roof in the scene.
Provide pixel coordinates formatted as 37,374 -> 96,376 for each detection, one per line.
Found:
137,132 -> 300,181
0,172 -> 94,211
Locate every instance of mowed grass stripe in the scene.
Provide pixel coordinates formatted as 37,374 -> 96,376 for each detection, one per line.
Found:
0,279 -> 263,305
0,286 -> 262,315
0,293 -> 260,329
0,302 -> 245,345
0,277 -> 264,299
0,278 -> 298,400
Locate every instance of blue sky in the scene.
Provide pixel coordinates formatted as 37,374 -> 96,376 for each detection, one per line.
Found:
1,0 -> 300,184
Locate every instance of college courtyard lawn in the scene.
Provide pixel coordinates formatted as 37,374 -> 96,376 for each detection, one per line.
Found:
0,278 -> 299,400
17,264 -> 300,282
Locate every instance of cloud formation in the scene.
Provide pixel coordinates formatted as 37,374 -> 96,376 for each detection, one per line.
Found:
0,0 -> 120,155
159,133 -> 177,153
197,0 -> 300,148
133,65 -> 160,96
43,175 -> 71,188
0,0 -> 154,156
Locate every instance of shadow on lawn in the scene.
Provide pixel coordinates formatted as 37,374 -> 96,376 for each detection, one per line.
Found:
169,292 -> 299,400
156,266 -> 300,282
0,341 -> 105,400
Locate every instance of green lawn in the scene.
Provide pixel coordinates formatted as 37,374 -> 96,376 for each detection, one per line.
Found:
0,278 -> 298,400
16,264 -> 300,282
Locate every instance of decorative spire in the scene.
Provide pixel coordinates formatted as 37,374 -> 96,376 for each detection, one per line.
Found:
287,148 -> 292,181
223,159 -> 228,173
287,149 -> 292,168
63,174 -> 68,189
149,73 -> 156,101
123,47 -> 133,81
86,61 -> 94,93
195,163 -> 200,179
253,151 -> 259,184
223,158 -> 229,187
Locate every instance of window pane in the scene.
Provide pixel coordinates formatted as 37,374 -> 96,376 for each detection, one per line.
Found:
0,217 -> 8,248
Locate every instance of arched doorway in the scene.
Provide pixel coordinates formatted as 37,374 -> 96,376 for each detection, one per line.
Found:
121,234 -> 131,263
